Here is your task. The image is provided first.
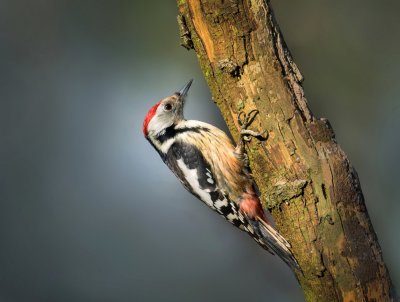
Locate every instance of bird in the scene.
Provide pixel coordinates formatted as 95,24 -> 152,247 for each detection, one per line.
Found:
142,79 -> 300,271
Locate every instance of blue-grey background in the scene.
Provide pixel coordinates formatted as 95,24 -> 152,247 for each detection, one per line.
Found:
0,1 -> 399,301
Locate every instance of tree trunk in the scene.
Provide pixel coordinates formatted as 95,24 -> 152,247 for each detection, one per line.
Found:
176,0 -> 395,301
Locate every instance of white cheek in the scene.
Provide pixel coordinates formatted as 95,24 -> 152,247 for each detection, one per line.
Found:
147,113 -> 172,135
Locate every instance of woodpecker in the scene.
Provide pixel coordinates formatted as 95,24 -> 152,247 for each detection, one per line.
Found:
143,80 -> 300,271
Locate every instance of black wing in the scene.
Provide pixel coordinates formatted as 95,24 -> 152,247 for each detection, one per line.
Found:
163,141 -> 246,228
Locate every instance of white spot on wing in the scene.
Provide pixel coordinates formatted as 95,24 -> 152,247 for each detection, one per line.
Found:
205,171 -> 214,184
214,198 -> 228,209
226,213 -> 237,221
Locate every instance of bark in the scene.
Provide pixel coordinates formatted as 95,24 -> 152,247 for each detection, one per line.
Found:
176,0 -> 395,301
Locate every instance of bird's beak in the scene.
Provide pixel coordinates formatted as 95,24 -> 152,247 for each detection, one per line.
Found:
177,79 -> 193,101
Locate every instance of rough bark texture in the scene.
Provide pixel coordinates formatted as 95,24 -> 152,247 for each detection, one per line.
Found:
176,0 -> 395,301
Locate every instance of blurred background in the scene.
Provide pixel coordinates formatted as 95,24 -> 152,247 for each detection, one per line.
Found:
0,0 -> 399,301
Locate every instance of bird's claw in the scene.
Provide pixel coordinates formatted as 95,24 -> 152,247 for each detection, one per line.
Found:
238,110 -> 268,143
238,109 -> 259,129
236,110 -> 268,159
240,129 -> 268,141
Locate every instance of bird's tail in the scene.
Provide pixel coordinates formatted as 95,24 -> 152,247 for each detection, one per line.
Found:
251,217 -> 301,272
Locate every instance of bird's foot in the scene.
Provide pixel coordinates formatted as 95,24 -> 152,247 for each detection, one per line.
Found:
237,110 -> 268,153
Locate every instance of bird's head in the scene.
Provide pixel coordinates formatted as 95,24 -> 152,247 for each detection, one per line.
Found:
143,79 -> 193,138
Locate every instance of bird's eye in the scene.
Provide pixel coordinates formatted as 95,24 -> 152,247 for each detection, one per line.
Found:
164,103 -> 173,111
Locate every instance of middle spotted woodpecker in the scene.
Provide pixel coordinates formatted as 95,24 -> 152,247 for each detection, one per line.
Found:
143,80 -> 300,271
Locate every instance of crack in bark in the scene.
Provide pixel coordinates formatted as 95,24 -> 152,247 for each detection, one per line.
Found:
264,1 -> 312,123
177,14 -> 194,50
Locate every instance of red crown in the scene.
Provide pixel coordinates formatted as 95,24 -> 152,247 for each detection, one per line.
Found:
142,101 -> 161,136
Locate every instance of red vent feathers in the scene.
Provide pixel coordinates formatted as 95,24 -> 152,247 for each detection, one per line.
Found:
142,101 -> 161,136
